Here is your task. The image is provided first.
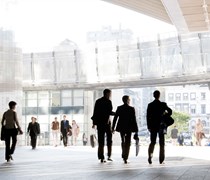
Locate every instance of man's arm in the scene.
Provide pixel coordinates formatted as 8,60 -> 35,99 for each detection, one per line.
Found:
132,107 -> 138,132
91,100 -> 98,126
110,101 -> 115,116
146,104 -> 152,131
1,113 -> 5,126
27,123 -> 30,133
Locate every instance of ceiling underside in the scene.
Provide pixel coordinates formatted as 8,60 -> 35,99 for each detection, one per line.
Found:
102,0 -> 210,33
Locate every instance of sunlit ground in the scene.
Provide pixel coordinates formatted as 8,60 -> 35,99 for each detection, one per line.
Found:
0,145 -> 210,179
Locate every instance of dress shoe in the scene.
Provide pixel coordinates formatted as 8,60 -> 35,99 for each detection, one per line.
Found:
160,161 -> 165,165
100,159 -> 106,163
124,159 -> 128,164
148,157 -> 152,164
107,157 -> 113,161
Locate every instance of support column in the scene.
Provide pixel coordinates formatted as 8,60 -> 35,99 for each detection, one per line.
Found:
198,33 -> 206,72
178,35 -> 185,75
116,41 -> 122,81
74,49 -> 79,83
137,38 -> 144,78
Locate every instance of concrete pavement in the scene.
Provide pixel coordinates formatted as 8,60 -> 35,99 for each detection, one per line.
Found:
0,145 -> 210,180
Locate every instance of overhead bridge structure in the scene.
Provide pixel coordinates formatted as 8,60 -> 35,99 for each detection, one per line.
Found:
23,32 -> 210,90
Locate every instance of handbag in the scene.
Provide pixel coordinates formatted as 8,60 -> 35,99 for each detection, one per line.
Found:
1,126 -> 5,141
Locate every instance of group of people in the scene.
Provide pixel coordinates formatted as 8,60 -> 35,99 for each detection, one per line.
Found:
0,101 -> 80,162
27,115 -> 80,149
92,89 -> 172,164
28,115 -> 80,148
52,115 -> 80,147
171,119 -> 205,146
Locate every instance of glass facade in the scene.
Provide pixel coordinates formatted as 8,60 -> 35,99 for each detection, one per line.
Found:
22,90 -> 85,145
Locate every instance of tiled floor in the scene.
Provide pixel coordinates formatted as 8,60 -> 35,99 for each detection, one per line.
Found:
0,145 -> 210,180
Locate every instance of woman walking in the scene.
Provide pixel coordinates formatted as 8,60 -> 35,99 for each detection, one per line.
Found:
1,101 -> 23,162
72,120 -> 79,145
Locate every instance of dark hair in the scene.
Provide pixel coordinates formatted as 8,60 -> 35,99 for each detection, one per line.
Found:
153,90 -> 160,99
9,101 -> 17,109
122,95 -> 129,104
103,89 -> 111,96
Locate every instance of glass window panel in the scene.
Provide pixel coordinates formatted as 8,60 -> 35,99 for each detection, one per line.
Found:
190,105 -> 196,114
183,104 -> 189,113
168,93 -> 174,101
55,53 -> 76,82
73,97 -> 83,106
23,54 -> 32,83
73,90 -> 83,97
27,92 -> 37,99
201,92 -> 206,100
201,104 -> 206,114
175,93 -> 181,101
38,91 -> 49,99
50,91 -> 60,107
33,53 -> 54,83
190,93 -> 196,100
27,99 -> 37,107
175,104 -> 181,111
38,99 -> 49,107
183,93 -> 188,101
62,90 -> 72,97
62,97 -> 72,106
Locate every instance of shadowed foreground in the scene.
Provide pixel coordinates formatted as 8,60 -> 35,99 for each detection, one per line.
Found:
0,145 -> 210,180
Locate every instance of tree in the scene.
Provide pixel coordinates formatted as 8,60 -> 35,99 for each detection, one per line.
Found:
166,111 -> 190,138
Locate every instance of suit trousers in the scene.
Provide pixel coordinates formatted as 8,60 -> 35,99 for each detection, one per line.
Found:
5,129 -> 17,160
62,131 -> 68,146
148,130 -> 165,163
120,132 -> 132,161
30,135 -> 37,148
97,124 -> 112,160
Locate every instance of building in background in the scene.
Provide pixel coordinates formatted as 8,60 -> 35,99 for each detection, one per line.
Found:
165,85 -> 210,134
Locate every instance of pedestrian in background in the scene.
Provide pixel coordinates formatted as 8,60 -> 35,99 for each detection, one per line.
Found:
171,126 -> 178,146
60,115 -> 71,147
27,117 -> 40,150
194,119 -> 203,146
51,117 -> 59,147
72,120 -> 79,146
82,133 -> 88,146
1,101 -> 23,162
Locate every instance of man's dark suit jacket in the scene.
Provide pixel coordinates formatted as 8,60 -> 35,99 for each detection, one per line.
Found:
91,97 -> 114,127
27,122 -> 40,136
112,104 -> 138,133
147,99 -> 172,131
60,120 -> 71,134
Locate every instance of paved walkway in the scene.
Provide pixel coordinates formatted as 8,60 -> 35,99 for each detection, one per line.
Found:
0,145 -> 210,180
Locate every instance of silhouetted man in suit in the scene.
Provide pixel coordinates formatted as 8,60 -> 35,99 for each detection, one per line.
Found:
91,89 -> 115,163
60,115 -> 71,147
112,95 -> 138,164
147,90 -> 172,164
